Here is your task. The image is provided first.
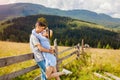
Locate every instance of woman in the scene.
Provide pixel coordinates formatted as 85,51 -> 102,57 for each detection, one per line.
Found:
32,29 -> 72,80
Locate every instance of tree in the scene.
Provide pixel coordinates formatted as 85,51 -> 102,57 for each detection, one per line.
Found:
59,41 -> 63,46
105,44 -> 111,49
9,34 -> 16,41
65,40 -> 69,46
97,42 -> 101,48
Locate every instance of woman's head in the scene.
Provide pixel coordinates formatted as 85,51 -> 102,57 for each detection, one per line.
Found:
42,29 -> 53,38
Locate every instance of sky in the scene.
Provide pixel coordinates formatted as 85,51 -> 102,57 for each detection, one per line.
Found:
0,0 -> 120,18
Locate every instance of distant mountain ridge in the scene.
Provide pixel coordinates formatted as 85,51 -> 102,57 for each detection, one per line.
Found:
0,3 -> 120,29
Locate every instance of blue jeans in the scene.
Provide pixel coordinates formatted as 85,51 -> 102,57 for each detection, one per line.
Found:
37,60 -> 47,80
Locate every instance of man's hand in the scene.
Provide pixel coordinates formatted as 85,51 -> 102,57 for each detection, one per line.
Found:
49,48 -> 55,54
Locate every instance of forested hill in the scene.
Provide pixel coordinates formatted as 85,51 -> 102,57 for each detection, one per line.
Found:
0,14 -> 120,49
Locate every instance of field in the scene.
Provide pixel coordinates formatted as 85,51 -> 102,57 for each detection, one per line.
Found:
0,41 -> 120,80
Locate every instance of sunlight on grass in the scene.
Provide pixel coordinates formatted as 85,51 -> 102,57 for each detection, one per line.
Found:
68,20 -> 106,29
0,41 -> 120,80
0,41 -> 31,58
0,23 -> 13,33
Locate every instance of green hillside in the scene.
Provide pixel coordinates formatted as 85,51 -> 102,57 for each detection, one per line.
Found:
0,14 -> 120,49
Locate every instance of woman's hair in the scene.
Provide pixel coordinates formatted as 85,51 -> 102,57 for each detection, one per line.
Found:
49,29 -> 53,38
45,29 -> 53,38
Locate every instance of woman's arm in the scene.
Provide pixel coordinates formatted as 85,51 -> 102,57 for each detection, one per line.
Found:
32,29 -> 55,54
32,29 -> 43,40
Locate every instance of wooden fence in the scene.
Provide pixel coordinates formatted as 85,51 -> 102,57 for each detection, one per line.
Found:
0,39 -> 84,80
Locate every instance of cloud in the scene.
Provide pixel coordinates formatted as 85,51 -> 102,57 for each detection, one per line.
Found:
113,13 -> 120,18
33,0 -> 120,18
9,0 -> 17,3
0,0 -> 120,18
0,0 -> 9,4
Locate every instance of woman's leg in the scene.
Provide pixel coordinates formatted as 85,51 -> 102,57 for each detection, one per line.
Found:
46,66 -> 53,79
53,67 -> 61,80
46,66 -> 65,79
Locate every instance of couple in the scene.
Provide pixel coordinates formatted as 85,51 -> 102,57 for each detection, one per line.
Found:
30,17 -> 72,80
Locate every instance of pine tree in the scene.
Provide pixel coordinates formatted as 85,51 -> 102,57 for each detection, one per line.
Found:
65,40 -> 69,46
97,42 -> 101,48
106,44 -> 111,49
59,41 -> 63,46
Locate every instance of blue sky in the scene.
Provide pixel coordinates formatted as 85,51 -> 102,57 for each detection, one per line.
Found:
0,0 -> 120,18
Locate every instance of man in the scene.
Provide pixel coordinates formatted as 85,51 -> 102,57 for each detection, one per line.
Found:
30,18 -> 54,80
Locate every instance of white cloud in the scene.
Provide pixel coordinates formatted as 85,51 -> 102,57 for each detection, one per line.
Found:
112,13 -> 120,18
0,0 -> 120,18
9,0 -> 16,3
0,0 -> 9,4
95,2 -> 112,14
32,0 -> 120,18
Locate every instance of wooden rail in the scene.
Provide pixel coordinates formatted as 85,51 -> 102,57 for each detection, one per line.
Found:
0,53 -> 33,67
0,39 -> 84,80
94,72 -> 120,80
94,72 -> 112,80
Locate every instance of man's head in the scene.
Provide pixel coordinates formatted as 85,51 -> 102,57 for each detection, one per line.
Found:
35,17 -> 48,33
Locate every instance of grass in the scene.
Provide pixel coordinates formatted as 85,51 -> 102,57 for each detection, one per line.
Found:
0,41 -> 70,80
86,48 -> 120,76
68,20 -> 108,30
0,41 -> 31,57
59,48 -> 120,80
0,41 -> 39,80
0,41 -> 120,80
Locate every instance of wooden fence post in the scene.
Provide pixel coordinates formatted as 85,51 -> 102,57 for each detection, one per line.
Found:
54,39 -> 59,71
76,43 -> 80,58
81,39 -> 84,53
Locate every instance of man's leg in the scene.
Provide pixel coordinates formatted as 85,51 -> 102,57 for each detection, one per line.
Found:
37,60 -> 47,80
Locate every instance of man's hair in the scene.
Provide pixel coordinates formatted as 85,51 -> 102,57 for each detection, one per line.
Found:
37,17 -> 48,28
37,21 -> 47,27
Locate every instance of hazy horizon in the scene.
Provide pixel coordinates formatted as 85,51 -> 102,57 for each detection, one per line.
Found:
0,0 -> 120,18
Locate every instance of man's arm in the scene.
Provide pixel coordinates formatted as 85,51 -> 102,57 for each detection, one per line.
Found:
32,34 -> 54,54
36,43 -> 54,53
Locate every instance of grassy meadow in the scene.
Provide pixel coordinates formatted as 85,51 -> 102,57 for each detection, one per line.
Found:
0,41 -> 120,80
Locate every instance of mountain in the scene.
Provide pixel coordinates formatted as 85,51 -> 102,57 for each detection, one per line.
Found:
0,14 -> 120,49
0,3 -> 120,29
